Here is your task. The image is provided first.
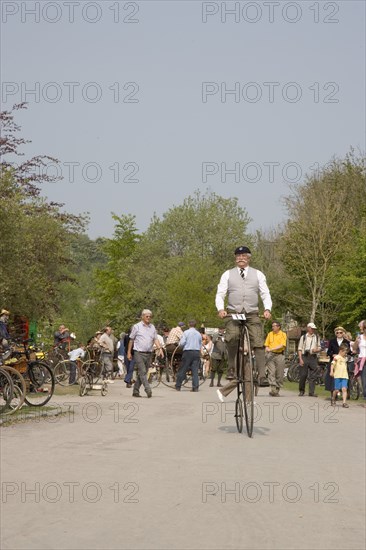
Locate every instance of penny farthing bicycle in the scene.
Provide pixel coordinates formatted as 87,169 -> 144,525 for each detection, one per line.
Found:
231,314 -> 256,438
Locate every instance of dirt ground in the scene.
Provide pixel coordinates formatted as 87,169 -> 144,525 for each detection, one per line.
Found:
1,380 -> 365,550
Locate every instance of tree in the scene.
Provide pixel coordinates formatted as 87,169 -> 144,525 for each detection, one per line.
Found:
0,104 -> 87,320
93,214 -> 141,328
94,191 -> 252,328
279,152 -> 366,334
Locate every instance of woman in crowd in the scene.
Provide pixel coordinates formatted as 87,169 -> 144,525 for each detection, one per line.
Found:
201,334 -> 213,378
353,320 -> 366,405
325,327 -> 350,401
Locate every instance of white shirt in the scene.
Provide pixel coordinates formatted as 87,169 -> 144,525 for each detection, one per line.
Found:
357,335 -> 366,358
215,266 -> 272,312
153,334 -> 165,350
68,348 -> 85,361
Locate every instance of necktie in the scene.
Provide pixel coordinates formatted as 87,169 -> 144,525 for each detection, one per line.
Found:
240,268 -> 245,280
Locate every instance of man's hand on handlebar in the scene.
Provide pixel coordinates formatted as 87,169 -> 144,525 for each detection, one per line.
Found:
218,310 -> 227,319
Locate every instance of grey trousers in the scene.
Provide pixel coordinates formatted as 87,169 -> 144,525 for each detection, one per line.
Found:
133,351 -> 152,394
101,352 -> 113,377
224,312 -> 266,381
266,352 -> 285,389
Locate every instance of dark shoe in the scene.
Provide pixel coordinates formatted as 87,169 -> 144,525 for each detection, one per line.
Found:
126,383 -> 132,388
269,391 -> 277,397
175,387 -> 181,391
132,393 -> 141,398
330,399 -> 335,406
308,394 -> 318,397
146,391 -> 152,398
217,383 -> 222,387
209,381 -> 214,387
298,392 -> 304,396
342,403 -> 349,408
131,379 -> 136,384
190,389 -> 198,392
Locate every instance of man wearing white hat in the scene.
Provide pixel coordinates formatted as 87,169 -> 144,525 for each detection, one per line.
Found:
298,322 -> 321,396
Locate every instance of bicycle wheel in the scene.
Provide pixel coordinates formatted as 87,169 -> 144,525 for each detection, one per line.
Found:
101,381 -> 108,396
0,367 -> 14,414
349,376 -> 360,400
288,362 -> 300,383
162,348 -> 180,388
286,362 -> 294,381
83,360 -> 103,380
1,366 -> 26,413
79,376 -> 88,396
235,398 -> 243,433
147,365 -> 161,388
24,362 -> 55,407
161,363 -> 175,387
240,327 -> 254,438
54,360 -> 77,386
198,360 -> 207,386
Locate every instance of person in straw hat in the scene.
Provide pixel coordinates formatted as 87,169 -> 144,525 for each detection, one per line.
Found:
325,326 -> 351,401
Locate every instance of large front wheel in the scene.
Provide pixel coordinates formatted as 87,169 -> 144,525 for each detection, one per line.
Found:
238,328 -> 254,438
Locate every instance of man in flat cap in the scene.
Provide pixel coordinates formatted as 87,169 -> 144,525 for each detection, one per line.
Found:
298,322 -> 321,396
215,246 -> 272,400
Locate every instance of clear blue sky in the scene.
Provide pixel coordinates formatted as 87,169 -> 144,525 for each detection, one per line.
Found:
2,0 -> 365,238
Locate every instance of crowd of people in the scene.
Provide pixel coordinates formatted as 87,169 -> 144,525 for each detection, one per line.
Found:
1,245 -> 365,406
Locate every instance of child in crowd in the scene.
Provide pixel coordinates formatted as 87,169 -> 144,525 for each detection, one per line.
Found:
330,343 -> 349,408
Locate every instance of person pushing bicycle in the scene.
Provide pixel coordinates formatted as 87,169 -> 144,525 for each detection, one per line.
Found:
215,246 -> 272,401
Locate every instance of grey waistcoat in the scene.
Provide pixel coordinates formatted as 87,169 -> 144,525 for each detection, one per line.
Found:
227,267 -> 259,313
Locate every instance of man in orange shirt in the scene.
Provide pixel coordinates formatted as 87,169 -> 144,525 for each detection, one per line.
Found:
264,321 -> 287,396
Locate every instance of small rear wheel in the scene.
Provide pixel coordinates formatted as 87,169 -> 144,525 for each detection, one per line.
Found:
235,398 -> 243,433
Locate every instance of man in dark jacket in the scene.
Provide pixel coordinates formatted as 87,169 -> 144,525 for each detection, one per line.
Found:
0,309 -> 11,348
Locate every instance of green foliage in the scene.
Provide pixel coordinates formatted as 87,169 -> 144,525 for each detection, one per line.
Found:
277,151 -> 366,335
0,170 -> 83,319
0,105 -> 87,326
93,191 -> 252,329
93,214 -> 141,329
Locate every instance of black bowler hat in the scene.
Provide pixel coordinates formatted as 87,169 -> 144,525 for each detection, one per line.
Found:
234,246 -> 251,255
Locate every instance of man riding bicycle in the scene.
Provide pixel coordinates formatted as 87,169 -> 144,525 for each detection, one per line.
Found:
215,246 -> 272,401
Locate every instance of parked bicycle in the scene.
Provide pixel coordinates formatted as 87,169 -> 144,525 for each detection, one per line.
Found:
3,340 -> 55,407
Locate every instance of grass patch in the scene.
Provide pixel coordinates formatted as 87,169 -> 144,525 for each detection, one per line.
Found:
0,404 -> 65,425
54,384 -> 80,396
283,380 -> 330,399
